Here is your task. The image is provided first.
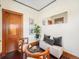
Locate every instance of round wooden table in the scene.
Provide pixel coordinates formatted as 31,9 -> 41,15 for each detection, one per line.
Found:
23,41 -> 50,59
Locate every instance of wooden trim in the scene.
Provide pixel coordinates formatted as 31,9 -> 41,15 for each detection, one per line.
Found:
0,52 -> 2,56
39,0 -> 56,11
2,9 -> 6,56
13,0 -> 39,11
13,0 -> 56,11
63,51 -> 79,59
2,9 -> 23,15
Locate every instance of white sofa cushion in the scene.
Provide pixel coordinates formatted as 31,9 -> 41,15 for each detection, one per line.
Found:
51,45 -> 63,58
39,40 -> 63,58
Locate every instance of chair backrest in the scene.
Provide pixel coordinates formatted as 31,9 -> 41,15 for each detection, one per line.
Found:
18,37 -> 28,52
18,39 -> 24,52
25,44 -> 50,59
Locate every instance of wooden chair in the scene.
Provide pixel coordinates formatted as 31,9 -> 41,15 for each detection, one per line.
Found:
18,39 -> 24,52
18,37 -> 28,52
24,43 -> 50,59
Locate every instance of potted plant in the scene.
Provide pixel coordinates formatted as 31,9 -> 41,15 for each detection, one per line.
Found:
33,24 -> 41,39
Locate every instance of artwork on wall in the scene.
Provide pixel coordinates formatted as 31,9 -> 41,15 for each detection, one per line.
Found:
47,11 -> 67,25
42,20 -> 46,25
29,18 -> 34,34
48,20 -> 52,25
54,17 -> 64,24
29,18 -> 34,25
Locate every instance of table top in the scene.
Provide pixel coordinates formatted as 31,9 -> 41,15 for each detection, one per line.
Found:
28,46 -> 42,53
27,40 -> 43,53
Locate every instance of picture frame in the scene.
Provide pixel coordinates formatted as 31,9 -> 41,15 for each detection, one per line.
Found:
54,17 -> 64,24
47,11 -> 68,25
29,18 -> 34,34
29,18 -> 34,25
42,20 -> 46,25
48,20 -> 52,25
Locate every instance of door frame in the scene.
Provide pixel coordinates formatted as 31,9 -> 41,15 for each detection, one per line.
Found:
2,9 -> 23,56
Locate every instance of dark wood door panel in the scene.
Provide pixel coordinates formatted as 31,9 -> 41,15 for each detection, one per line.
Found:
2,9 -> 23,55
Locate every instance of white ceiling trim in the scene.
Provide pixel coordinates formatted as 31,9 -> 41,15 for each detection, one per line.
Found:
13,0 -> 56,11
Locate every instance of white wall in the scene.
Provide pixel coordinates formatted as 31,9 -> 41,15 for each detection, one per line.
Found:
1,0 -> 39,52
39,0 -> 79,57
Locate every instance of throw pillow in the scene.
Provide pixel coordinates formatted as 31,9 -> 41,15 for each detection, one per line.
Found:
43,34 -> 50,41
45,38 -> 54,45
53,37 -> 62,47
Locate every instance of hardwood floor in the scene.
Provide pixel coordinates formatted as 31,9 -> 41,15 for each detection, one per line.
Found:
1,51 -> 23,59
1,50 -> 79,59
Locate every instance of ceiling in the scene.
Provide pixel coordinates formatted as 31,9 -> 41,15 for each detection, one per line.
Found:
14,0 -> 56,11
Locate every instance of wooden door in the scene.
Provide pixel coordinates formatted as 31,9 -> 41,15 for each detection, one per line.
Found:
2,9 -> 23,55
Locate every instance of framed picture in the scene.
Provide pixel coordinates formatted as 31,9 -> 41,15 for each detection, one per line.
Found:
54,17 -> 64,24
42,20 -> 46,25
47,11 -> 67,25
29,18 -> 34,34
48,20 -> 52,25
29,28 -> 33,34
29,18 -> 34,25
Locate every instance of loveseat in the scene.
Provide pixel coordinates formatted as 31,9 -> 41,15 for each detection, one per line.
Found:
39,34 -> 63,58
